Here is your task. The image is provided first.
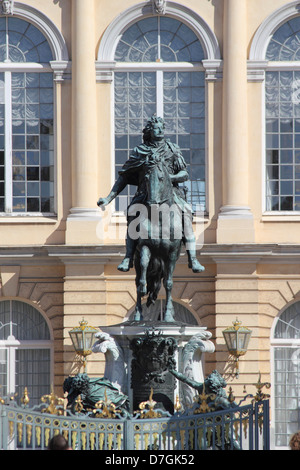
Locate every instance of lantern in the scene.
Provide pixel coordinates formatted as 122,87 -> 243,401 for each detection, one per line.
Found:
222,319 -> 252,377
69,318 -> 98,371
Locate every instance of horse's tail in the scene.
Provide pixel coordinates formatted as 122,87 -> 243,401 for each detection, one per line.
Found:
146,256 -> 164,307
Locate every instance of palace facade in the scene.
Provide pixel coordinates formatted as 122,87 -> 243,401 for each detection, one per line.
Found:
0,0 -> 300,449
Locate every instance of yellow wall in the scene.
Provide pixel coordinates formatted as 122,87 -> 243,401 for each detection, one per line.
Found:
1,1 -> 300,420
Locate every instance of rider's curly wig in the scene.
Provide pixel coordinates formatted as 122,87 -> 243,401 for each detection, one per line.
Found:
142,114 -> 165,144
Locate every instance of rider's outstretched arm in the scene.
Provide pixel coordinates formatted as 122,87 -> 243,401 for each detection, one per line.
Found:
97,174 -> 128,207
169,170 -> 189,184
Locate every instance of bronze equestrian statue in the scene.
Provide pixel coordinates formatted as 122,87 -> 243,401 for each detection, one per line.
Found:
97,115 -> 204,322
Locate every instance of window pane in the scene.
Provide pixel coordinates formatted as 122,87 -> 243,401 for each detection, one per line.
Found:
275,302 -> 300,339
6,18 -> 53,64
10,72 -> 54,213
0,349 -> 7,396
0,300 -> 51,408
15,349 -> 50,406
164,71 -> 206,211
266,17 -> 300,61
114,18 -> 206,212
265,71 -> 300,211
114,72 -> 156,211
274,346 -> 300,447
0,73 -> 4,212
114,17 -> 204,63
0,301 -> 11,340
11,300 -> 50,341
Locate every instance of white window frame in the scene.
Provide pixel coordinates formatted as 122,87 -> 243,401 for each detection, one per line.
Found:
0,63 -> 56,216
249,1 -> 300,217
270,301 -> 300,450
0,3 -> 70,219
0,299 -> 53,401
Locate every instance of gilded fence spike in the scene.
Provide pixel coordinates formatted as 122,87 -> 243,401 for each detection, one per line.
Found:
253,372 -> 271,402
21,387 -> 30,407
193,384 -> 216,414
93,388 -> 121,419
41,386 -> 64,415
136,388 -> 162,419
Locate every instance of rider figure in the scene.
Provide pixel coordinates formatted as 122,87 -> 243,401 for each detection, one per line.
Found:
97,115 -> 204,274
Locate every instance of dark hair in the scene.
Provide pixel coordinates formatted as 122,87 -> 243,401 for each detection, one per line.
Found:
143,115 -> 165,144
289,431 -> 300,450
47,434 -> 71,450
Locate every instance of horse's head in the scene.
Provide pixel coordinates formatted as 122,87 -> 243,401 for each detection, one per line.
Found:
143,154 -> 174,205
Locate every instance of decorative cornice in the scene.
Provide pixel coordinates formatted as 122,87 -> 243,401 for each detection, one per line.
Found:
1,244 -> 300,268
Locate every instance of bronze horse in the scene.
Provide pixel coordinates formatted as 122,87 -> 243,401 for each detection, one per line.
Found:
132,153 -> 183,322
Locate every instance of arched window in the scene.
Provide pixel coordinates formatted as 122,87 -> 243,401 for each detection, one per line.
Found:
272,301 -> 300,448
0,300 -> 52,405
264,16 -> 300,212
113,15 -> 206,213
0,16 -> 54,214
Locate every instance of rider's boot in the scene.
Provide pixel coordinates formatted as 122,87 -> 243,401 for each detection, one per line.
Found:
117,236 -> 135,272
183,219 -> 205,273
186,249 -> 205,273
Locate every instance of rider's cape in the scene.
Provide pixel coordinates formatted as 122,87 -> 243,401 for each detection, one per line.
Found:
118,140 -> 192,214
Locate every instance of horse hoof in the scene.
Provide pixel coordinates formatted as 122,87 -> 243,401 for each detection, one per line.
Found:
164,314 -> 174,322
117,258 -> 132,272
189,260 -> 205,273
164,310 -> 175,322
134,311 -> 143,321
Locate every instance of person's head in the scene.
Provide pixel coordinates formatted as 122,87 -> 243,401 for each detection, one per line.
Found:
289,431 -> 300,450
47,434 -> 72,450
143,115 -> 165,144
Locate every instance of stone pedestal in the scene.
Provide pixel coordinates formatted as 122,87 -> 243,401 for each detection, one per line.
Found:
96,320 -> 215,414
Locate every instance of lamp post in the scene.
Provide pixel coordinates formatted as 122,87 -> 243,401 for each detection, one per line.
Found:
69,318 -> 98,372
222,318 -> 252,378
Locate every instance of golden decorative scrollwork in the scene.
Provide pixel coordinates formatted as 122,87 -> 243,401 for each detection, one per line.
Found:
41,386 -> 64,415
136,388 -> 162,419
93,388 -> 121,419
253,372 -> 271,402
193,384 -> 216,414
74,394 -> 84,414
174,394 -> 182,413
21,387 -> 30,407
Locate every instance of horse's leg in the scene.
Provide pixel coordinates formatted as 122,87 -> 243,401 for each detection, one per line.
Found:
134,289 -> 143,321
133,253 -> 143,321
139,245 -> 151,296
163,252 -> 177,322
